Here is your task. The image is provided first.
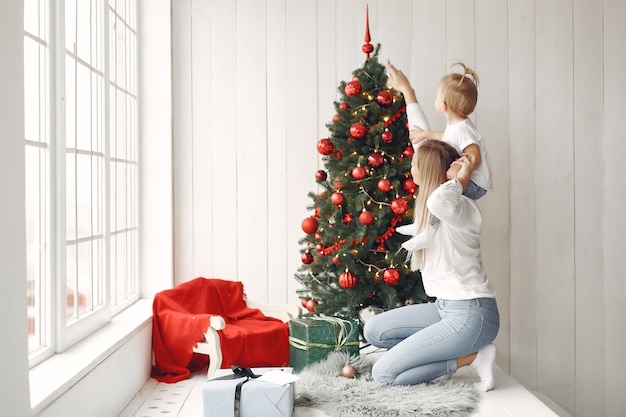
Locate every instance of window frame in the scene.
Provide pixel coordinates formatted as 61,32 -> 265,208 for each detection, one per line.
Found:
24,0 -> 140,367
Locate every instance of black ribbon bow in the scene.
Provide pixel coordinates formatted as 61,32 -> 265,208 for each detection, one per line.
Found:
213,366 -> 261,417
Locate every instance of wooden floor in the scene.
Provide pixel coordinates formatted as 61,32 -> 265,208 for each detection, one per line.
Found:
119,364 -> 572,417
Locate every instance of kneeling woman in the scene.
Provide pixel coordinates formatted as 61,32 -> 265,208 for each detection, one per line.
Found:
363,140 -> 499,391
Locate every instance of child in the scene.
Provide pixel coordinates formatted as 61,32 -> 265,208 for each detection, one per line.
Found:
386,59 -> 492,200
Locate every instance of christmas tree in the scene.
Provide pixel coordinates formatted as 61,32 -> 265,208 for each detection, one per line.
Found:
295,29 -> 428,319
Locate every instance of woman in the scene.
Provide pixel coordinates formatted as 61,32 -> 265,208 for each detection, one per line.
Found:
363,140 -> 499,391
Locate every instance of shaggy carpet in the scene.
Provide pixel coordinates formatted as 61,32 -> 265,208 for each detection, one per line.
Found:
294,352 -> 479,417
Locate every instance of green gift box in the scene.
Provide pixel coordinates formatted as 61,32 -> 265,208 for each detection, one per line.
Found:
288,315 -> 360,373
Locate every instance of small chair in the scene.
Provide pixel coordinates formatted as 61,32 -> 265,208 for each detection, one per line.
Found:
193,298 -> 301,378
151,278 -> 302,383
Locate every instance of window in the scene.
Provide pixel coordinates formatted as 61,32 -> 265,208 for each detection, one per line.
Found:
24,0 -> 138,366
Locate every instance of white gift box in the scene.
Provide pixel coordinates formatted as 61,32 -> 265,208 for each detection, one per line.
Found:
202,367 -> 295,417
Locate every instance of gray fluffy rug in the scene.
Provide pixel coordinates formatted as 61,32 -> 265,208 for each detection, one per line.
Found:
294,352 -> 479,417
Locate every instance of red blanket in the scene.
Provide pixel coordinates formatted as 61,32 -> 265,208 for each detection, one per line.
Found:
151,277 -> 290,382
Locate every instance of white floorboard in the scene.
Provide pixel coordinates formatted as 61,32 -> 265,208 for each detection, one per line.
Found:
119,364 -> 571,417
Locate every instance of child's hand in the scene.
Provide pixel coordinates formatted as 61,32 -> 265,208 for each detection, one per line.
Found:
409,126 -> 428,144
386,59 -> 412,95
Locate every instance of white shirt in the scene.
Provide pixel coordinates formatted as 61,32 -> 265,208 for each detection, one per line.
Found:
405,102 -> 493,191
421,179 -> 496,300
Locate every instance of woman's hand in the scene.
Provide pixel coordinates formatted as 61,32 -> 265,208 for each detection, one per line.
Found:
450,153 -> 475,189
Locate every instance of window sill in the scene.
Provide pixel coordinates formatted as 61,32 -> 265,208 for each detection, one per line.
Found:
29,299 -> 153,414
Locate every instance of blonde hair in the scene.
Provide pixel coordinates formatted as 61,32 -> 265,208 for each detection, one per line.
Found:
438,61 -> 479,118
409,140 -> 460,270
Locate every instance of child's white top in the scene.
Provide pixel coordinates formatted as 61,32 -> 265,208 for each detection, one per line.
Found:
406,102 -> 493,191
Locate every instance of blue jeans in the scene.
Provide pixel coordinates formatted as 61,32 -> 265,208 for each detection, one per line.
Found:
464,180 -> 487,200
363,298 -> 499,385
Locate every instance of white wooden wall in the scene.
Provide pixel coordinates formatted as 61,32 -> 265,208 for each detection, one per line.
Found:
170,1 -> 626,416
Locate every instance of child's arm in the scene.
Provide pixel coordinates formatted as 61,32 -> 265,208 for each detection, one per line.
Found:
462,143 -> 482,170
410,127 -> 443,145
386,59 -> 417,104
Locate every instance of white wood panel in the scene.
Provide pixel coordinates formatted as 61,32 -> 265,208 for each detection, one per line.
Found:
376,0 -> 413,69
208,0 -> 238,281
573,0 -> 605,415
285,1 -> 319,304
335,1 -> 363,80
172,0 -> 195,284
534,0 -> 576,407
475,0 -> 510,372
603,2 -> 626,415
446,0 -> 476,69
191,0 -> 214,278
235,0 -> 270,300
507,0 -> 538,388
266,0 -> 290,303
410,1 -> 447,132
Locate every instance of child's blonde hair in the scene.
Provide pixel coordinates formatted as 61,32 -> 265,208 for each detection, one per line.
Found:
438,61 -> 479,118
408,140 -> 460,270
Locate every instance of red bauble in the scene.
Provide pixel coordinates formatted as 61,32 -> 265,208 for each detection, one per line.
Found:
305,299 -> 318,313
344,80 -> 362,97
377,178 -> 392,193
332,114 -> 339,122
332,256 -> 340,265
315,243 -> 324,253
362,43 -> 375,55
301,217 -> 319,234
338,271 -> 357,289
349,123 -> 368,139
342,212 -> 354,225
301,252 -> 314,264
301,298 -> 308,308
381,130 -> 393,143
390,198 -> 409,215
314,233 -> 322,241
376,90 -> 394,107
317,138 -> 335,155
315,170 -> 327,181
367,153 -> 384,168
352,166 -> 367,180
331,192 -> 345,206
359,210 -> 375,225
403,178 -> 417,194
339,102 -> 349,111
383,268 -> 401,286
302,216 -> 318,235
402,145 -> 414,157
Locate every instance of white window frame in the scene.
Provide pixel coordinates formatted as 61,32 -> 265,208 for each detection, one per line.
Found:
25,0 -> 139,367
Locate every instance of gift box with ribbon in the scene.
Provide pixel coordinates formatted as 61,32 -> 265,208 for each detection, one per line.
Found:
288,315 -> 360,373
202,366 -> 296,417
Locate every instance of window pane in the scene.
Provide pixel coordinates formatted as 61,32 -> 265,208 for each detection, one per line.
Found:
24,38 -> 43,143
66,244 -> 77,321
65,0 -> 77,53
77,241 -> 93,315
65,56 -> 76,149
66,153 -> 76,240
76,62 -> 92,151
25,146 -> 47,351
76,0 -> 91,63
